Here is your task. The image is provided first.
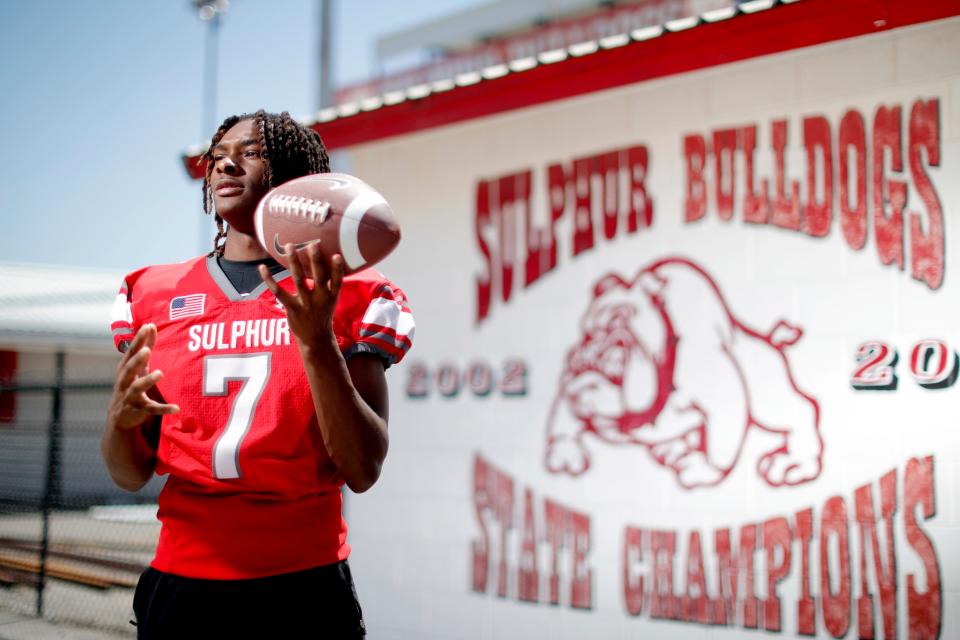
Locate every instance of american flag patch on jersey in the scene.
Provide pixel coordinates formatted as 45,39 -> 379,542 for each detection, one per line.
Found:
170,294 -> 205,320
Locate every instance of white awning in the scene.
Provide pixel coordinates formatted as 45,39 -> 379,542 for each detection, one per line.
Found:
0,262 -> 125,350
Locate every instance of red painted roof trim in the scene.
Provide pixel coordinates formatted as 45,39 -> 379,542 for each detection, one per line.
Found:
182,0 -> 959,180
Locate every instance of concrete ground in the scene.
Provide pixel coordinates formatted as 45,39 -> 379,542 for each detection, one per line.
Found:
0,610 -> 130,640
0,582 -> 136,639
0,508 -> 156,639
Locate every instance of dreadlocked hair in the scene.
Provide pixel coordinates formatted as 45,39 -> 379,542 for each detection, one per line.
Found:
201,110 -> 331,256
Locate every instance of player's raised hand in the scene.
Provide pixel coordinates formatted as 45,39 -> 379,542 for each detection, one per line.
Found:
107,324 -> 179,430
259,242 -> 345,352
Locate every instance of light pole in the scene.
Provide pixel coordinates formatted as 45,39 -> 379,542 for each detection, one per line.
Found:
194,0 -> 229,140
317,0 -> 333,110
193,0 -> 229,253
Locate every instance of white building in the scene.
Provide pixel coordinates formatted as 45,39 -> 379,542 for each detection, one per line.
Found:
0,262 -> 163,507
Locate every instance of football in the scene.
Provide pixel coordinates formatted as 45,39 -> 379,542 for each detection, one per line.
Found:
253,172 -> 401,275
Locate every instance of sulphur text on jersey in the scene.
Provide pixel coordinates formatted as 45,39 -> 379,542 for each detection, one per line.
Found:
187,319 -> 292,352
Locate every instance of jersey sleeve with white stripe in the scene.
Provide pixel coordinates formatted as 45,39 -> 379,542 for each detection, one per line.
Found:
334,269 -> 415,367
110,266 -> 151,353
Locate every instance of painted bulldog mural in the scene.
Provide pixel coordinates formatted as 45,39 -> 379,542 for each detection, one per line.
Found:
545,258 -> 823,489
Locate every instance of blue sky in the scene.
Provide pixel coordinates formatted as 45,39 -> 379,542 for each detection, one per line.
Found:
0,0 -> 481,270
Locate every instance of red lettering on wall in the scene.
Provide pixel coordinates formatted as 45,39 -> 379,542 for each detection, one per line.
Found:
771,119 -> 802,231
570,510 -> 592,609
873,105 -> 906,270
763,517 -> 792,632
650,530 -> 677,619
494,462 -> 515,597
684,134 -> 707,222
519,167 -> 550,288
596,151 -> 620,240
623,526 -> 645,616
474,181 -> 493,323
544,498 -> 565,605
469,453 -> 516,596
626,145 -> 653,233
525,163 -> 566,289
839,109 -> 868,250
713,528 -> 735,625
741,125 -> 770,224
821,496 -> 851,638
613,458 -> 941,636
855,469 -> 897,640
908,99 -> 944,289
680,531 -> 710,623
497,174 -> 519,304
904,455 -> 941,639
795,507 -> 816,636
713,525 -> 759,627
471,455 -> 594,609
543,498 -> 594,608
572,157 -> 595,256
740,524 -> 759,629
802,115 -> 833,237
713,128 -> 738,221
477,143 -> 655,322
680,99 -> 944,290
471,455 -> 491,593
518,488 -> 539,602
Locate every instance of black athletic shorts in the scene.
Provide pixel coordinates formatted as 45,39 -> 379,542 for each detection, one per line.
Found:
132,560 -> 366,639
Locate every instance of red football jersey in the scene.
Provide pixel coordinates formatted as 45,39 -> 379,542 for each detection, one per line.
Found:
110,255 -> 414,579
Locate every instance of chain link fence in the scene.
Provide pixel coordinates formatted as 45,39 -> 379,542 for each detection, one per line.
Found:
0,350 -> 163,637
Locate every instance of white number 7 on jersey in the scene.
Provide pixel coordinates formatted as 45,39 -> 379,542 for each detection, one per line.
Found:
203,353 -> 271,480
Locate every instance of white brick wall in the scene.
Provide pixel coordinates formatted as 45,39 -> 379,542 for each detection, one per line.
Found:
346,15 -> 960,640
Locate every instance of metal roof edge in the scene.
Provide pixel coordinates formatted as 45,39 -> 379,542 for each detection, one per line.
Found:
181,0 -> 792,178
180,0 -> 959,178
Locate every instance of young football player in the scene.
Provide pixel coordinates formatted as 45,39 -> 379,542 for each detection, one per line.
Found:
103,110 -> 413,638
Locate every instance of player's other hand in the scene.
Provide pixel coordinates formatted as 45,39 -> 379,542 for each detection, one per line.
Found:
108,324 -> 179,430
259,242 -> 345,353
